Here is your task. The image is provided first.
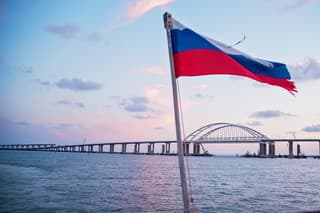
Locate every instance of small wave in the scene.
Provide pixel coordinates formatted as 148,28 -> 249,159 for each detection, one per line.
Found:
0,163 -> 53,174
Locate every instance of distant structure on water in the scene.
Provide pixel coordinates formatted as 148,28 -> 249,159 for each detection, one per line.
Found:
1,123 -> 319,158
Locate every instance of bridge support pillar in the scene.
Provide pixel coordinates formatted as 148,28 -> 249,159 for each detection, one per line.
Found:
183,143 -> 190,155
272,143 -> 275,157
297,144 -> 301,157
147,143 -> 154,154
193,143 -> 200,155
121,144 -> 127,153
99,144 -> 103,152
288,140 -> 293,159
268,142 -> 275,157
161,145 -> 165,154
259,143 -> 267,157
88,145 -> 93,152
166,143 -> 171,155
110,144 -> 114,153
80,145 -> 85,152
134,143 -> 140,153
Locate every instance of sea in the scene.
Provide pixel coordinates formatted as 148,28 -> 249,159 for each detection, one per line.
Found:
0,150 -> 319,212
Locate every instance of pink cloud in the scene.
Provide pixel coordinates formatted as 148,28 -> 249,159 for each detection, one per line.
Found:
104,0 -> 174,32
127,0 -> 175,22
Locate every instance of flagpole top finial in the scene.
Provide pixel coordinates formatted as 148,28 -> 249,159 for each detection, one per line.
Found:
163,12 -> 173,29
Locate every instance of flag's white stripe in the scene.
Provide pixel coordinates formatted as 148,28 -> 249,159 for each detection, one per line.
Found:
172,18 -> 274,68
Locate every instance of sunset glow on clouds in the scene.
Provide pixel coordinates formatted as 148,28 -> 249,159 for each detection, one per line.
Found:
127,0 -> 175,21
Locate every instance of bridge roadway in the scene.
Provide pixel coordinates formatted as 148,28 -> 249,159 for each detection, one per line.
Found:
0,139 -> 319,158
0,144 -> 56,150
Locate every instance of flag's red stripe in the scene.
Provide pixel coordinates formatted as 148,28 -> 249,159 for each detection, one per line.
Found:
173,49 -> 297,93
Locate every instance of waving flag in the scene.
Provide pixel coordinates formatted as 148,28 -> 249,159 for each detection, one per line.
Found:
170,18 -> 297,94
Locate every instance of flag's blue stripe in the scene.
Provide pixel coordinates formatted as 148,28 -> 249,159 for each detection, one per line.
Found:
231,55 -> 291,79
171,29 -> 220,53
171,29 -> 291,80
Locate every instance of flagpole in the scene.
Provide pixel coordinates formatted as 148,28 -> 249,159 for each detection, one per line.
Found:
163,12 -> 192,212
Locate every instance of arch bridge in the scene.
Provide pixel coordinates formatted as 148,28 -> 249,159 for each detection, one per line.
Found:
2,123 -> 318,158
184,122 -> 269,143
182,122 -> 270,156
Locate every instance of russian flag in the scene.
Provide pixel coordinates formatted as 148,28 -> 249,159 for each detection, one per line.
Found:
170,18 -> 297,94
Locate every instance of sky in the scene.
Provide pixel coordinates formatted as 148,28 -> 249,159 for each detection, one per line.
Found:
0,0 -> 320,154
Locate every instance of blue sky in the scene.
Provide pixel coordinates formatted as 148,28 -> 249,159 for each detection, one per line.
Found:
1,0 -> 320,154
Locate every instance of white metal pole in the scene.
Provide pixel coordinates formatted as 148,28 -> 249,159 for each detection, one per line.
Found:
163,12 -> 192,212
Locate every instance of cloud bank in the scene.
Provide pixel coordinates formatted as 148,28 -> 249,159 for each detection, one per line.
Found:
302,124 -> 320,132
56,78 -> 102,91
57,99 -> 85,108
289,58 -> 320,82
118,96 -> 154,113
44,24 -> 81,39
250,110 -> 294,119
112,95 -> 159,120
282,0 -> 315,12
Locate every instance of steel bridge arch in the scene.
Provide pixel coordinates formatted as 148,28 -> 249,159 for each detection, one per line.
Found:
184,122 -> 269,143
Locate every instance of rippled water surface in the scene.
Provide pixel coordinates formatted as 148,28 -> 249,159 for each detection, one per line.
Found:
0,151 -> 319,212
